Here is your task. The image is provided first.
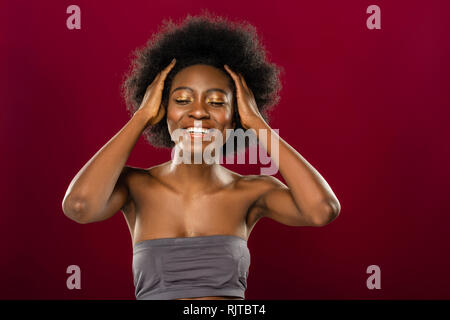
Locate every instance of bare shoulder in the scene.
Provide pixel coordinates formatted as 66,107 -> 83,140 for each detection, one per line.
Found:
231,174 -> 287,229
118,164 -> 160,195
216,165 -> 282,189
120,165 -> 148,180
118,164 -> 165,215
236,174 -> 287,192
145,161 -> 172,178
122,161 -> 171,180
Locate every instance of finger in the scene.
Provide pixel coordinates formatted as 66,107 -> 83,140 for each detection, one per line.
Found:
236,72 -> 247,91
224,65 -> 251,104
238,73 -> 249,90
156,58 -> 176,84
225,65 -> 240,83
224,65 -> 243,91
239,74 -> 254,97
157,103 -> 166,120
156,59 -> 176,87
237,73 -> 253,97
147,72 -> 161,88
224,64 -> 238,80
162,58 -> 177,74
238,73 -> 245,85
150,104 -> 166,125
167,57 -> 177,69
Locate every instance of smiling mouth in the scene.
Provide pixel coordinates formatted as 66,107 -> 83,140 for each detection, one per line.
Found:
185,127 -> 210,138
185,127 -> 210,134
181,127 -> 216,140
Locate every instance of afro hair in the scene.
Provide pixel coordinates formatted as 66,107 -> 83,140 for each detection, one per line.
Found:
121,10 -> 283,155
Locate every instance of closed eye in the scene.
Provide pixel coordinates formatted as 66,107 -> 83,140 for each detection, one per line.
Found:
174,99 -> 226,106
175,99 -> 191,104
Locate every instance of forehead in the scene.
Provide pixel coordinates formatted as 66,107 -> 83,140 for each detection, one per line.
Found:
170,64 -> 232,93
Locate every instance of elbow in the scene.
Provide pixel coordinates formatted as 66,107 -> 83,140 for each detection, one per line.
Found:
62,196 -> 92,224
311,198 -> 341,227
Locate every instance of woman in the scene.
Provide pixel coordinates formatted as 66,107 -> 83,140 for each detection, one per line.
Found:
62,12 -> 341,300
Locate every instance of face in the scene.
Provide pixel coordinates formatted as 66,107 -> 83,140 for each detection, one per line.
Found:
166,64 -> 236,156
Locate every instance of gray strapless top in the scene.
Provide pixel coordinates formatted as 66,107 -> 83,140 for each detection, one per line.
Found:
132,234 -> 251,300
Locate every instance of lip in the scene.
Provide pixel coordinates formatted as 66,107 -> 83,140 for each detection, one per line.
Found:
188,132 -> 207,137
185,131 -> 210,142
182,125 -> 213,129
181,126 -> 216,140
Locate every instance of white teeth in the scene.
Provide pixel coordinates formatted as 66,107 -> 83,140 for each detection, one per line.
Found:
186,127 -> 209,134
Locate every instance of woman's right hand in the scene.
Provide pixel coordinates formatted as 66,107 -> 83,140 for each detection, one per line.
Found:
136,58 -> 177,126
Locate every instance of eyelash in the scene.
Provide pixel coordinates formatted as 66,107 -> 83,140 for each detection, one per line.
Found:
175,99 -> 225,106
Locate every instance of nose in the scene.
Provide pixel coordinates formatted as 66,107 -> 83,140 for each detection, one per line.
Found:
188,101 -> 210,119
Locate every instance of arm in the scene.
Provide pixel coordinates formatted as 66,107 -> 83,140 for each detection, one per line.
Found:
224,65 -> 341,227
252,123 -> 341,227
62,111 -> 148,224
62,58 -> 177,224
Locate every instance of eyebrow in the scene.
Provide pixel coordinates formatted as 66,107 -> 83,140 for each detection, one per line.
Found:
170,86 -> 229,96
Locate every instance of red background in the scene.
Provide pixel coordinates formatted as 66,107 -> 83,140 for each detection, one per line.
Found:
2,0 -> 450,299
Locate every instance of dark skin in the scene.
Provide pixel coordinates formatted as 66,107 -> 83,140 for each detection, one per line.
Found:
62,59 -> 341,300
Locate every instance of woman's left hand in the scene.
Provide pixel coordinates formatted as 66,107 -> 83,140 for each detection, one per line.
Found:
224,64 -> 264,130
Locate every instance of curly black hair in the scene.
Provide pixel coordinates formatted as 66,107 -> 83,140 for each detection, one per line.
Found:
121,10 -> 283,156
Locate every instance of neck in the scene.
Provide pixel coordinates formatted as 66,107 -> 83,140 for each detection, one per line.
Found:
164,143 -> 232,192
167,159 -> 222,192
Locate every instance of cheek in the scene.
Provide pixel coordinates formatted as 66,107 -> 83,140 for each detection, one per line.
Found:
212,112 -> 233,129
221,108 -> 234,127
166,104 -> 182,132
